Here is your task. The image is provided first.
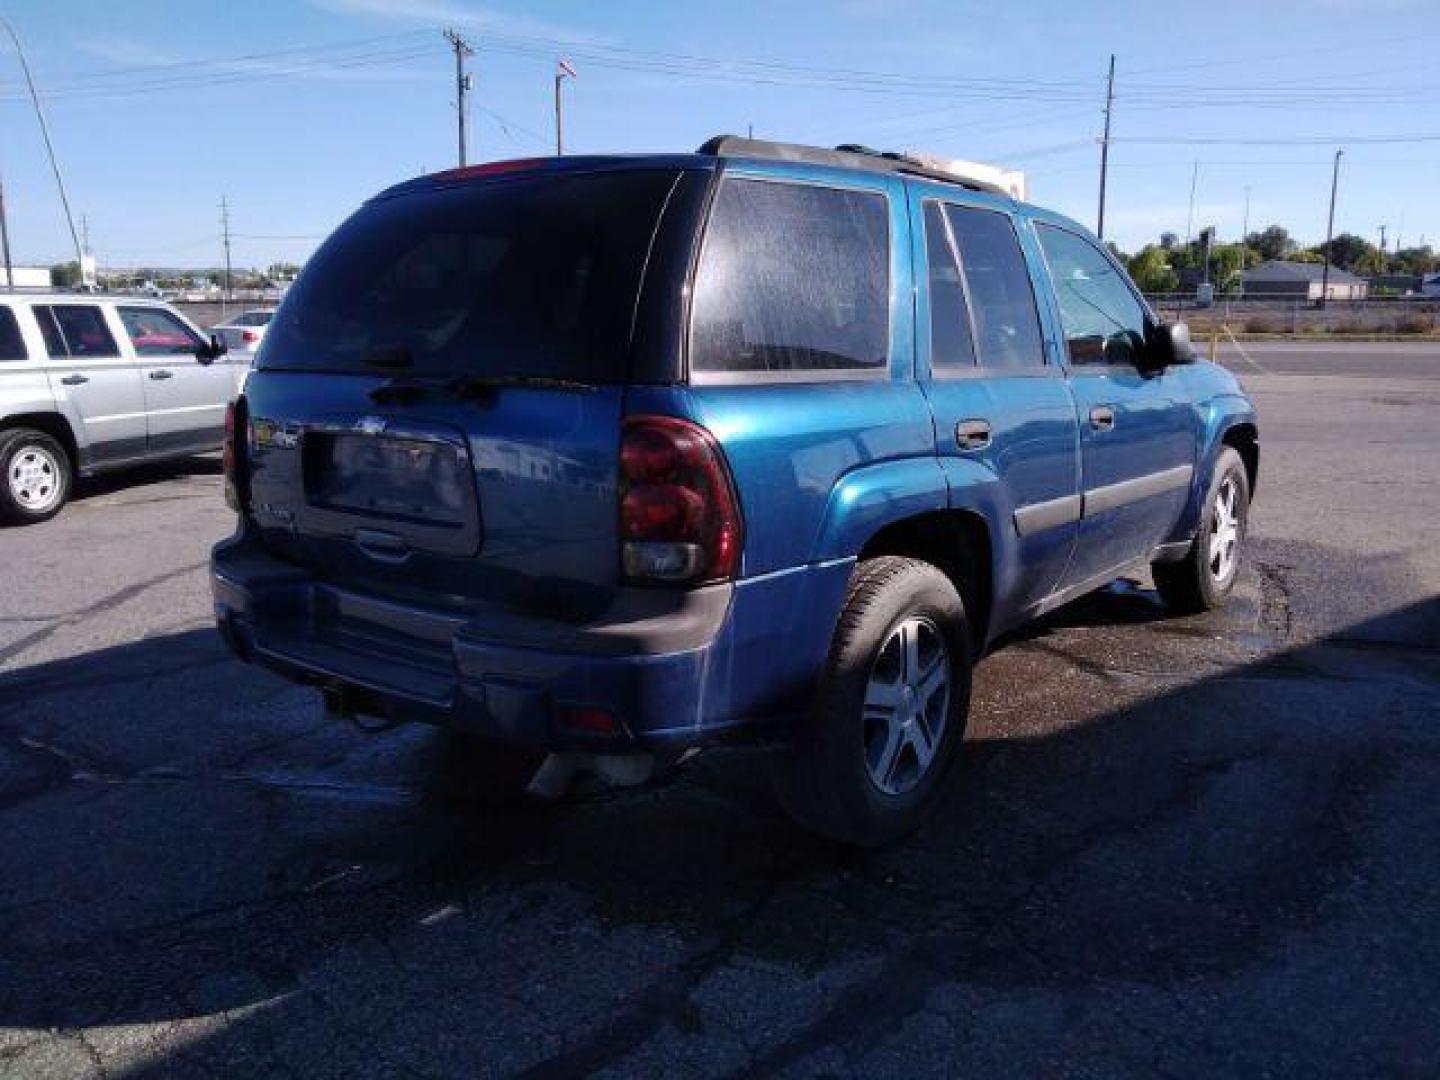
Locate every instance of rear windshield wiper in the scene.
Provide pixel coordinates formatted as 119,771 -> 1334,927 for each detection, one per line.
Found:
367,372 -> 595,404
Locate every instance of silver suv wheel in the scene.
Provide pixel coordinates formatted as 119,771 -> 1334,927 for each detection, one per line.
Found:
7,443 -> 63,514
1209,475 -> 1241,583
863,615 -> 951,796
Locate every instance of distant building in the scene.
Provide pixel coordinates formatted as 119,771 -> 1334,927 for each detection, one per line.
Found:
1369,273 -> 1423,295
1,266 -> 53,289
1242,260 -> 1368,301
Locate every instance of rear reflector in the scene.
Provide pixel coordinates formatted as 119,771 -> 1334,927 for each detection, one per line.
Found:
558,704 -> 620,735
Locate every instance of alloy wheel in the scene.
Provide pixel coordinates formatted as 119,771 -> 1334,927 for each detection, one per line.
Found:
862,616 -> 951,796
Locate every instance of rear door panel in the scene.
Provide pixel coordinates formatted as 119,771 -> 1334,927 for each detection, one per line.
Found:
35,304 -> 148,464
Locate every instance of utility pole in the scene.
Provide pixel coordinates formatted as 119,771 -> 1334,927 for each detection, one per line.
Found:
1241,185 -> 1251,247
1,16 -> 83,273
1320,149 -> 1343,308
81,213 -> 90,255
0,173 -> 12,290
1184,161 -> 1199,248
443,29 -> 474,167
1097,54 -> 1115,240
554,59 -> 576,156
220,196 -> 232,318
1377,223 -> 1387,256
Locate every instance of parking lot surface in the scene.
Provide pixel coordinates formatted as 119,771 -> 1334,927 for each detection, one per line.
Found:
2,342 -> 1438,1078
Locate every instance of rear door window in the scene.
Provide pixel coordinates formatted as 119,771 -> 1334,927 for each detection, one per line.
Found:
690,177 -> 890,378
260,169 -> 679,382
36,305 -> 120,359
0,307 -> 26,361
941,206 -> 1045,371
923,201 -> 978,372
118,306 -> 205,357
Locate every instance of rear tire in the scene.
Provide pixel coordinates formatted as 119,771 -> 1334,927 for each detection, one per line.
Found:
0,428 -> 72,525
1152,446 -> 1250,614
774,556 -> 972,847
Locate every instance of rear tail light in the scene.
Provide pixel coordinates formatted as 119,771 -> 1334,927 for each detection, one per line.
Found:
241,329 -> 260,344
222,399 -> 251,513
620,415 -> 742,584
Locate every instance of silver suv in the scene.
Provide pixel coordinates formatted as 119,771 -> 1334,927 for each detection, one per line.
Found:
0,293 -> 240,523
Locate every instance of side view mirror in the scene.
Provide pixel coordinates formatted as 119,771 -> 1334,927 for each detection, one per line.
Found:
1142,321 -> 1196,372
196,334 -> 228,364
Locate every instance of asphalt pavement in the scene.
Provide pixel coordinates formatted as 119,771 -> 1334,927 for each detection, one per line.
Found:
1,341 -> 1438,1077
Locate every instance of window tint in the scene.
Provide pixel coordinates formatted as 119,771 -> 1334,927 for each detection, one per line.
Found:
690,178 -> 889,377
261,170 -> 677,381
119,306 -> 204,357
942,206 -> 1044,370
1036,224 -> 1148,366
923,201 -> 977,371
0,307 -> 26,362
40,305 -> 120,358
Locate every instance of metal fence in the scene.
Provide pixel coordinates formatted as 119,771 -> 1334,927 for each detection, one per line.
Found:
1143,295 -> 1439,334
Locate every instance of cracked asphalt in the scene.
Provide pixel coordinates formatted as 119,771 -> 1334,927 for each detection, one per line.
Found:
2,342 -> 1438,1078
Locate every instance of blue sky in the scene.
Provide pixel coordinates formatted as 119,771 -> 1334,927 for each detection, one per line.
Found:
2,0 -> 1438,269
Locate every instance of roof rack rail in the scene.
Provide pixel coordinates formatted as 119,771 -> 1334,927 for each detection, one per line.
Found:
696,135 -> 1017,197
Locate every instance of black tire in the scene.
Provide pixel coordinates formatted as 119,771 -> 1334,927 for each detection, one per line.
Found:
773,555 -> 972,847
0,428 -> 72,525
420,729 -> 545,808
1152,446 -> 1250,614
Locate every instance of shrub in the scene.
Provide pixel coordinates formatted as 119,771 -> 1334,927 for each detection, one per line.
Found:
1395,313 -> 1435,334
1244,314 -> 1281,334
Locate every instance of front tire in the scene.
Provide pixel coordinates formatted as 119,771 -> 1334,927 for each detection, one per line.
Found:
774,556 -> 972,847
0,429 -> 72,525
1152,446 -> 1250,614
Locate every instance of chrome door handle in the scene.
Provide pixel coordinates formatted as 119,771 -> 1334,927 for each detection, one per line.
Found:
60,374 -> 89,386
955,418 -> 992,451
1089,405 -> 1116,432
148,370 -> 174,380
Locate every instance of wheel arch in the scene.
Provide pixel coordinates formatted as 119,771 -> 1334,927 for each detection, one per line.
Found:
0,413 -> 80,477
856,508 -> 995,652
1220,421 -> 1259,496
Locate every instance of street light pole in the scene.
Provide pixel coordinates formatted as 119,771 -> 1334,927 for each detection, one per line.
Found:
1320,149 -> 1343,308
554,59 -> 575,156
0,16 -> 84,274
0,172 -> 13,289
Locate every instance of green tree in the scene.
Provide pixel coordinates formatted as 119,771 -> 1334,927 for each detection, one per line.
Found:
1210,244 -> 1247,293
1315,232 -> 1375,272
1127,245 -> 1179,292
50,261 -> 81,288
1244,225 -> 1294,261
1392,246 -> 1438,275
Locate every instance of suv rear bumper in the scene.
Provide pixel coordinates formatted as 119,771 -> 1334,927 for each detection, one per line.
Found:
211,531 -> 853,750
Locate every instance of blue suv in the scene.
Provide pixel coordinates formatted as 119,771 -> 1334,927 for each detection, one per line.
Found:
212,137 -> 1257,844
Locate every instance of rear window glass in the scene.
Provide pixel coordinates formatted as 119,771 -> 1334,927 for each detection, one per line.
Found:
690,177 -> 889,378
0,307 -> 25,361
260,169 -> 678,381
39,305 -> 120,359
942,206 -> 1044,370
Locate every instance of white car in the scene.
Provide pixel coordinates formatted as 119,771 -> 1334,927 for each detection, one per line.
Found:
211,308 -> 276,355
1,293 -> 242,523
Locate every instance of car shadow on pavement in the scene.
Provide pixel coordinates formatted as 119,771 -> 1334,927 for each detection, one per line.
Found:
70,454 -> 222,505
0,593 -> 1436,1076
